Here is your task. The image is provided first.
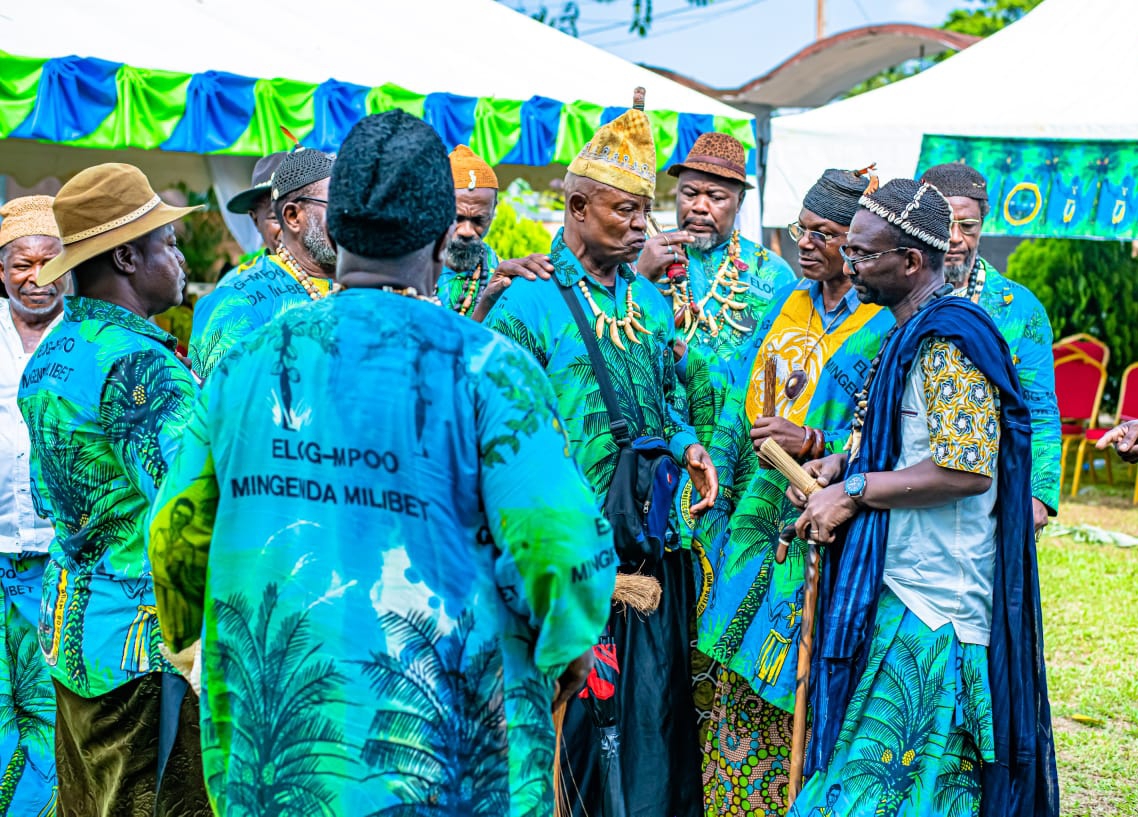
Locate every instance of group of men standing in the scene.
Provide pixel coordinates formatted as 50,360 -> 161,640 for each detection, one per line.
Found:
2,91 -> 1136,817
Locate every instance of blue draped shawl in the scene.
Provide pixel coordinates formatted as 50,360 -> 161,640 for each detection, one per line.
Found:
807,296 -> 1060,817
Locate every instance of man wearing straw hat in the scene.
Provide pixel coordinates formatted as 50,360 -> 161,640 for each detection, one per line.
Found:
189,147 -> 337,380
215,151 -> 287,286
0,195 -> 67,815
788,179 -> 1057,817
485,92 -> 717,817
18,164 -> 210,816
148,110 -> 613,816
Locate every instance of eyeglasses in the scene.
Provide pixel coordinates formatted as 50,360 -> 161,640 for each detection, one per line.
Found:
294,196 -> 329,208
838,245 -> 915,273
949,217 -> 983,237
788,222 -> 845,245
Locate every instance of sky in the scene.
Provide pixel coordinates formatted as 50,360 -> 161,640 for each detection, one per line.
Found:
502,0 -> 965,87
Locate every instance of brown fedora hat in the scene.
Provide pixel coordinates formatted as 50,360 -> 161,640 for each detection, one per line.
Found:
666,132 -> 754,189
37,163 -> 202,286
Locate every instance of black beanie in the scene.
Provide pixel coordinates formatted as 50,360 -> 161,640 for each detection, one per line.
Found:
271,148 -> 334,201
803,168 -> 873,227
327,111 -> 456,260
920,162 -> 991,217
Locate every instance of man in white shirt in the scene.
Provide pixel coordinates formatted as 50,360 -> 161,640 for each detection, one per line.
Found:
0,194 -> 68,814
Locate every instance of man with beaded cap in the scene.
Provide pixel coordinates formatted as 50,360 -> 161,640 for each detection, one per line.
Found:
148,110 -> 614,816
693,168 -> 896,816
188,147 -> 337,379
0,195 -> 67,815
788,179 -> 1057,817
435,145 -> 502,318
919,162 -> 1060,531
484,90 -> 718,817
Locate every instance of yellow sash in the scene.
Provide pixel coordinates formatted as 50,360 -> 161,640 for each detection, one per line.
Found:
745,289 -> 882,425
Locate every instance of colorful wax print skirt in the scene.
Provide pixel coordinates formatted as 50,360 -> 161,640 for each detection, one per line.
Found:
787,589 -> 995,817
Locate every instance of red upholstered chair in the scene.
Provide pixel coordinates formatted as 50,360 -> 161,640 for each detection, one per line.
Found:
1054,349 -> 1108,495
1054,332 -> 1111,369
1073,362 -> 1138,502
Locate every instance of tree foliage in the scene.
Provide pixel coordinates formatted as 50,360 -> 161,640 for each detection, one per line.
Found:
485,203 -> 553,260
1005,239 -> 1138,400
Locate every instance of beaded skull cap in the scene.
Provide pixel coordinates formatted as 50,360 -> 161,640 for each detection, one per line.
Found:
271,147 -> 335,201
0,195 -> 59,249
858,178 -> 952,252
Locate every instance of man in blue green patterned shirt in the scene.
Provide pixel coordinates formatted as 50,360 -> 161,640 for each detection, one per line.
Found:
485,97 -> 717,817
436,145 -> 502,319
920,163 -> 1062,527
149,111 -> 614,817
18,163 -> 210,816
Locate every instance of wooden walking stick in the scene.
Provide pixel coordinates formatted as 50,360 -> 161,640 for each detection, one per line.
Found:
756,438 -> 823,806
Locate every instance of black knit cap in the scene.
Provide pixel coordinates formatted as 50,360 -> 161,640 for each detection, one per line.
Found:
271,147 -> 335,201
919,162 -> 991,217
803,168 -> 873,227
327,111 -> 456,260
859,178 -> 952,252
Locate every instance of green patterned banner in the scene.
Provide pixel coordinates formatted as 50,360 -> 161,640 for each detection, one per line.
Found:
917,135 -> 1138,240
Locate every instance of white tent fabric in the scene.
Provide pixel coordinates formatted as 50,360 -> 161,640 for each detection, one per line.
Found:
763,0 -> 1138,226
0,0 -> 762,247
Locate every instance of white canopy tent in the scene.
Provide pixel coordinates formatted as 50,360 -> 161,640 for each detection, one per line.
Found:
0,0 -> 761,246
763,0 -> 1138,226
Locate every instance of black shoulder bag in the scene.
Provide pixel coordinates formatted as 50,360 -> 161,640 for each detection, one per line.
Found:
558,283 -> 681,568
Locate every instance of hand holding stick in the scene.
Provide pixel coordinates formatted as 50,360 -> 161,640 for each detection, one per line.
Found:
758,438 -> 822,563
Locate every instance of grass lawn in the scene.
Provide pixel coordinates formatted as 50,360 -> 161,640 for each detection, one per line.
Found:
1045,470 -> 1138,815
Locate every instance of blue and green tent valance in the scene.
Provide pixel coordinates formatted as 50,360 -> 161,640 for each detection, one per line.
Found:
917,134 -> 1138,241
0,51 -> 759,174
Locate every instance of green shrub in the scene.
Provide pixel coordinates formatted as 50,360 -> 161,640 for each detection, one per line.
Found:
485,202 -> 553,260
1005,238 -> 1138,402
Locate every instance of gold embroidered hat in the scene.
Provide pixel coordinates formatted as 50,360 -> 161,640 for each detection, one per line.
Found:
568,87 -> 656,199
0,195 -> 59,249
450,145 -> 499,191
36,164 -> 201,286
666,132 -> 753,189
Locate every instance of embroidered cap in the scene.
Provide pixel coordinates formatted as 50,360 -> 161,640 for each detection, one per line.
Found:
666,132 -> 753,189
919,162 -> 991,217
271,147 -> 335,201
0,195 -> 59,249
568,87 -> 656,199
36,164 -> 201,286
803,166 -> 878,227
858,178 -> 952,252
226,152 -> 288,214
449,145 -> 498,191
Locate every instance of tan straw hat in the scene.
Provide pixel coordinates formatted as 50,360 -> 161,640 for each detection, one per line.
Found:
37,163 -> 202,286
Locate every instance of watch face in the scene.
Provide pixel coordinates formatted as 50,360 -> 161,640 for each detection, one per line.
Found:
845,474 -> 866,497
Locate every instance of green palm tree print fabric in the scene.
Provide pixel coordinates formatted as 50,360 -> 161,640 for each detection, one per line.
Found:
787,589 -> 995,817
967,258 -> 1061,511
148,290 -> 616,816
17,297 -> 197,697
0,555 -> 56,815
484,229 -> 698,496
437,246 -> 500,313
188,253 -> 334,380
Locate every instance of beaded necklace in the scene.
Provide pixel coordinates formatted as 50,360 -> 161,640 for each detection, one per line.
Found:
784,298 -> 851,401
277,245 -> 340,301
380,285 -> 441,305
577,278 -> 651,352
962,257 -> 987,304
663,230 -> 751,341
847,283 -> 953,458
456,254 -> 485,316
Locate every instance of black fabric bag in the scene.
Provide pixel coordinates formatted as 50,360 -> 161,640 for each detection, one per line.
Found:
558,284 -> 681,567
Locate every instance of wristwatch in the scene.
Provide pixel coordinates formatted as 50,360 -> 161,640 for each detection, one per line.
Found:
843,473 -> 867,504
